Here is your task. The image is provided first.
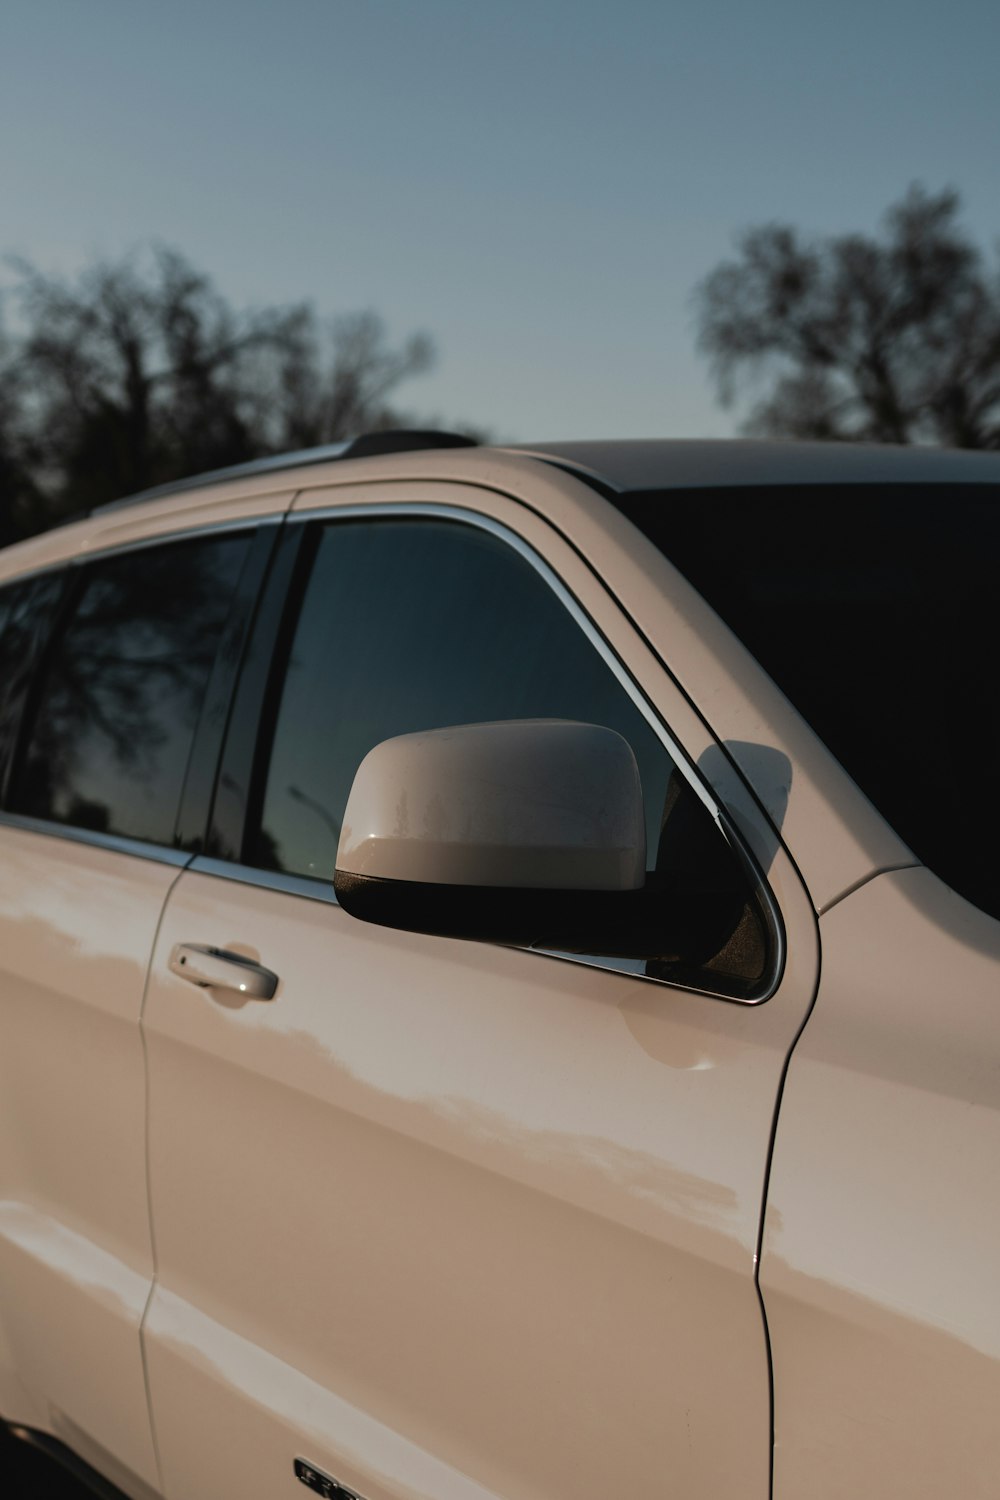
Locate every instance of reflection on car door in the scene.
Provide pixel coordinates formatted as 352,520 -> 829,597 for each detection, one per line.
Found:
141,503 -> 820,1500
0,531 -> 257,1494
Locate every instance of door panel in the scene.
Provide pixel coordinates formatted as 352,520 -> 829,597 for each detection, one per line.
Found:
0,826 -> 177,1488
143,843 -> 816,1500
141,499 -> 820,1499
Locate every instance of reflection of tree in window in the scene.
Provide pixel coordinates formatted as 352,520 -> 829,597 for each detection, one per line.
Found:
0,575 -> 65,779
14,535 -> 249,846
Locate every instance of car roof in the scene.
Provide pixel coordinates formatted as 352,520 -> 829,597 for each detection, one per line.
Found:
97,435 -> 1000,518
514,438 -> 1000,492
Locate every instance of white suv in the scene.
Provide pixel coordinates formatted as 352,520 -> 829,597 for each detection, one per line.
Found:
0,433 -> 998,1500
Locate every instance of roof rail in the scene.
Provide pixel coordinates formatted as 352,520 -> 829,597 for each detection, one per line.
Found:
90,430 -> 479,516
341,430 -> 477,459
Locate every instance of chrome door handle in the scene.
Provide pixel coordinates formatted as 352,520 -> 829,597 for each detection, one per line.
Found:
168,943 -> 279,1000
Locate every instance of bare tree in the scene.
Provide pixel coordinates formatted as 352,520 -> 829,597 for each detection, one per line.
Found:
0,247 -> 439,536
272,307 -> 434,450
696,186 -> 1000,447
0,315 -> 46,547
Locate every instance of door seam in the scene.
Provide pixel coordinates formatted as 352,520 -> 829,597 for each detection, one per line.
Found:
753,920 -> 823,1500
137,857 -> 192,1498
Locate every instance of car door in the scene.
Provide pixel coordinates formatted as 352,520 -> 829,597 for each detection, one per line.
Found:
0,523 -> 270,1496
140,479 -> 820,1500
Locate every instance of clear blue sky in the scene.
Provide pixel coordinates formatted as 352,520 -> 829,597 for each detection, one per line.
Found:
3,0 -> 998,441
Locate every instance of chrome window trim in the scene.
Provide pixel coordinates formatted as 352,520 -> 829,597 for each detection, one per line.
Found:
0,810 -> 193,868
249,502 -> 785,1003
190,857 -> 339,904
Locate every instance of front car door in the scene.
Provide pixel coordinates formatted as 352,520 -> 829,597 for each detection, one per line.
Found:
140,469 -> 821,1500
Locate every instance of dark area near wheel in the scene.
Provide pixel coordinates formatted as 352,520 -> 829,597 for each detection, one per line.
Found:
0,1426 -> 94,1499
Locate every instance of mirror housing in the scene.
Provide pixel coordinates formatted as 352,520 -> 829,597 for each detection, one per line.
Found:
336,719 -> 646,892
334,720 -> 654,949
333,720 -> 744,961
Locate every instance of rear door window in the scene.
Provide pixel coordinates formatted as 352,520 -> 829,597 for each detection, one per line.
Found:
9,532 -> 251,847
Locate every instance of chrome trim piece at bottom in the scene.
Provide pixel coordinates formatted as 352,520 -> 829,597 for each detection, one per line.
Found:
0,811 -> 192,867
295,1455 -> 364,1499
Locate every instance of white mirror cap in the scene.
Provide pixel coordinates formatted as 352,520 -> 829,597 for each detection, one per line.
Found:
336,719 -> 646,891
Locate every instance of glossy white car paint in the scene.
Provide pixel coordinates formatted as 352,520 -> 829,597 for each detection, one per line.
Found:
140,855 -> 817,1500
336,720 -> 647,890
762,865 -> 1000,1499
134,470 -> 820,1500
0,825 -> 174,1492
0,437 -> 996,1499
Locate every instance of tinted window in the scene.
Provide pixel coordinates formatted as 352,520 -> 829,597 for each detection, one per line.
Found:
617,484 -> 1000,920
11,533 -> 251,846
250,519 -> 691,882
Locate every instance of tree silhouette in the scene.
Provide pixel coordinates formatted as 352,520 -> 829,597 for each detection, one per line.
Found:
696,186 -> 1000,447
0,246 -> 438,539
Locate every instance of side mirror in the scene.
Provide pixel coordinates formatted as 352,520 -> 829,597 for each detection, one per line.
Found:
334,719 -> 742,960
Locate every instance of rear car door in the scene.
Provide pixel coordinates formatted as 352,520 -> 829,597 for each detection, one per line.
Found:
141,480 -> 820,1500
0,524 -> 268,1495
